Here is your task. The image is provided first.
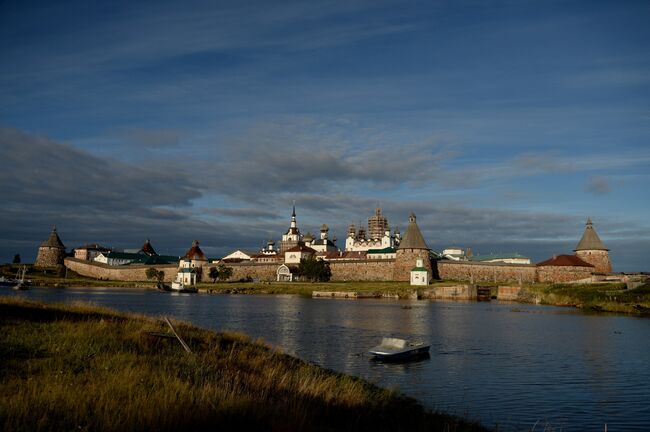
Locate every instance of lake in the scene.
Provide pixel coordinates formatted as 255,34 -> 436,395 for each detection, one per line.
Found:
6,287 -> 650,431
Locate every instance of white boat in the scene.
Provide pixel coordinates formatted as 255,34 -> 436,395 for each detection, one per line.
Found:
170,281 -> 197,293
368,337 -> 430,361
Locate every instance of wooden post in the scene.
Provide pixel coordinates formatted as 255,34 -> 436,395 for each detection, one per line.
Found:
164,317 -> 192,353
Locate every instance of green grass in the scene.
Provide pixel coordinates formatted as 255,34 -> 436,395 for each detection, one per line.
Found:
1,264 -> 158,288
0,296 -> 487,432
520,283 -> 650,315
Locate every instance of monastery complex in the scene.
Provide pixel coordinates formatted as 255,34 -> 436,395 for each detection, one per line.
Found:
56,206 -> 616,285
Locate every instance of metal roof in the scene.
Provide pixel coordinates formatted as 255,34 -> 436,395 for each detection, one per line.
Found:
574,217 -> 608,251
397,213 -> 429,250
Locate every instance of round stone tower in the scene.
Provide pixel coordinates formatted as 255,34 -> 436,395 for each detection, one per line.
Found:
35,226 -> 66,267
574,217 -> 612,273
394,213 -> 432,282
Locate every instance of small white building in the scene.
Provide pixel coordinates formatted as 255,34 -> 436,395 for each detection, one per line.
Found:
284,244 -> 316,264
74,244 -> 111,261
410,258 -> 429,286
175,267 -> 197,286
276,264 -> 295,282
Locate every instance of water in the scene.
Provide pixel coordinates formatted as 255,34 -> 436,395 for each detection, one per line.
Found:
6,287 -> 650,431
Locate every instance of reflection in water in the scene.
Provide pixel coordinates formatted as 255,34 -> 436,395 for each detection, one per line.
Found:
7,287 -> 650,431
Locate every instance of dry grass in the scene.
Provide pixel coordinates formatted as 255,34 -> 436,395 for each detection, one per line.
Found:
0,296 -> 487,432
521,283 -> 650,315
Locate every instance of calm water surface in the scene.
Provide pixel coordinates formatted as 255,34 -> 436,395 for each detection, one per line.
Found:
7,287 -> 650,431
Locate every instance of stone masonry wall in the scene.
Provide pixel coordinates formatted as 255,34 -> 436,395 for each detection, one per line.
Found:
537,265 -> 594,283
223,262 -> 279,281
35,247 -> 65,267
64,258 -> 178,282
437,260 -> 537,283
393,249 -> 432,282
575,250 -> 612,273
329,259 -> 395,281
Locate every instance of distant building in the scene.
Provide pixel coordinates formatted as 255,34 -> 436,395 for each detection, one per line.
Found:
441,247 -> 467,261
410,257 -> 429,286
35,226 -> 66,267
280,205 -> 303,253
284,244 -> 316,265
74,244 -> 111,261
221,249 -> 257,262
574,217 -> 612,273
471,253 -> 531,265
180,240 -> 208,269
345,208 -> 400,252
308,224 -> 338,253
394,213 -> 432,282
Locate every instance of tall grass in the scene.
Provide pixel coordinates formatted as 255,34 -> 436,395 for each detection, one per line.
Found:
522,283 -> 650,315
0,297 -> 487,431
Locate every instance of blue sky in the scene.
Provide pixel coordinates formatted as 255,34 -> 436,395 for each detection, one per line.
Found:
1,0 -> 648,271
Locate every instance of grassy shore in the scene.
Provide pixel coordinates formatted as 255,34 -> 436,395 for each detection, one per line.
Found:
0,297 -> 487,432
519,282 -> 650,315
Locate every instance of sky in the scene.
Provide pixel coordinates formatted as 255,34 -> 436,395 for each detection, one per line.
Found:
0,0 -> 649,271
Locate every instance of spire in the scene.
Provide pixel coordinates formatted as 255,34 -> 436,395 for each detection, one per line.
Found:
574,217 -> 608,251
290,204 -> 297,228
41,226 -> 65,249
398,212 -> 429,250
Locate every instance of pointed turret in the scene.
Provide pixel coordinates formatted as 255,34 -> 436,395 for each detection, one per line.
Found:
394,213 -> 432,282
35,226 -> 66,267
573,218 -> 612,273
398,213 -> 429,250
574,217 -> 608,251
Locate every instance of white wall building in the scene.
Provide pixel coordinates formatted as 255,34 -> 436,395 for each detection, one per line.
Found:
410,258 -> 429,286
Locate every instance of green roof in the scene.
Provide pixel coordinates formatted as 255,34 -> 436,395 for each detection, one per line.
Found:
367,247 -> 396,254
411,266 -> 428,272
106,252 -> 141,260
178,268 -> 196,273
470,253 -> 529,262
574,218 -> 608,251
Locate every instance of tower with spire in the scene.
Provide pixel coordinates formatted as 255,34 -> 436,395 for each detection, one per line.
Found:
574,217 -> 612,273
280,204 -> 303,253
35,226 -> 66,267
393,213 -> 432,281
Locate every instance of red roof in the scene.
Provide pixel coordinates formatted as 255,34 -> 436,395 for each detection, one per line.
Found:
536,254 -> 594,267
140,239 -> 157,256
182,240 -> 207,260
284,244 -> 316,253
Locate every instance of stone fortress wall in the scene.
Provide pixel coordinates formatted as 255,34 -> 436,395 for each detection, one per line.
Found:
436,260 -> 537,283
65,258 -> 178,282
65,256 -> 598,284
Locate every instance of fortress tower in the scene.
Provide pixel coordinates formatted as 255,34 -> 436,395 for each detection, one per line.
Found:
574,217 -> 612,273
393,213 -> 432,282
35,226 -> 66,267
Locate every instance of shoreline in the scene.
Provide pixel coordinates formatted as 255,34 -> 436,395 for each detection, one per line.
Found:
0,296 -> 487,431
15,278 -> 650,316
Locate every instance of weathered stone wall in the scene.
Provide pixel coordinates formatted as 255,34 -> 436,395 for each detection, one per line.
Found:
329,259 -> 395,281
537,265 -> 594,283
64,258 -> 177,282
575,250 -> 612,273
437,260 -> 537,283
35,247 -> 65,267
421,284 -> 477,300
497,285 -> 523,300
223,262 -> 279,281
394,249 -> 432,281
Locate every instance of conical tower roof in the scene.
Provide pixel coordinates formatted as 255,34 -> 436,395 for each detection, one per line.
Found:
574,217 -> 608,251
140,238 -> 157,256
398,213 -> 429,250
183,240 -> 207,260
40,226 -> 65,249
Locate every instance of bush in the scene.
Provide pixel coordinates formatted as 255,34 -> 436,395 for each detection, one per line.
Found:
298,256 -> 331,282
